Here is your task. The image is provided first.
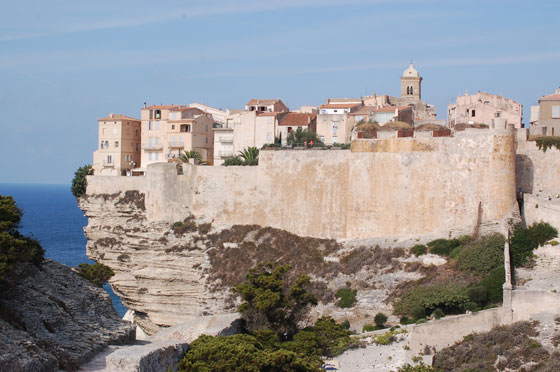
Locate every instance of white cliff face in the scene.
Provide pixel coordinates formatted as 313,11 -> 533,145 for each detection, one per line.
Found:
80,191 -> 232,334
79,191 -> 431,335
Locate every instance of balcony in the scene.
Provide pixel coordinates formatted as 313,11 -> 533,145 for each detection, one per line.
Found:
168,142 -> 185,148
218,136 -> 233,143
142,143 -> 163,150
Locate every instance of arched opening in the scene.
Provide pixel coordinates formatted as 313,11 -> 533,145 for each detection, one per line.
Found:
409,86 -> 414,95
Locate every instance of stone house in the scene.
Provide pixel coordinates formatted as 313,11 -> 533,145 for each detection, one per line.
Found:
277,112 -> 317,145
140,104 -> 214,168
93,113 -> 141,176
530,88 -> 560,136
447,92 -> 523,128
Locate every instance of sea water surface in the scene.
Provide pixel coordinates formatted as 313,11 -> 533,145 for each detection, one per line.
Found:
0,183 -> 127,316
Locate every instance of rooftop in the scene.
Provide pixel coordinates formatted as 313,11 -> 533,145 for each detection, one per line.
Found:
97,113 -> 140,122
320,103 -> 361,109
246,99 -> 283,106
278,113 -> 316,126
142,104 -> 185,110
539,93 -> 560,102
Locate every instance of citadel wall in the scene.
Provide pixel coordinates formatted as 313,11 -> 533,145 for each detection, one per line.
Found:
86,129 -> 518,241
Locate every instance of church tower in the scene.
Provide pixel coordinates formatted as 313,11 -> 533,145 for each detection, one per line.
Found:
400,63 -> 422,102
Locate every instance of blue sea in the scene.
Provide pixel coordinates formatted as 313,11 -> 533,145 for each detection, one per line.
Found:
0,183 -> 127,317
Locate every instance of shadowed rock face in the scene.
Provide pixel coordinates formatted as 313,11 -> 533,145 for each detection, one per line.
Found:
0,260 -> 135,372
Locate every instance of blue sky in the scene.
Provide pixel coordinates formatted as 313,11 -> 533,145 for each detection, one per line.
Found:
1,0 -> 559,184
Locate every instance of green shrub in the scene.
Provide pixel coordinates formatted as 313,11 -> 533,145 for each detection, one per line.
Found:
340,319 -> 351,330
71,165 -> 93,198
335,287 -> 357,308
374,312 -> 388,328
411,305 -> 426,320
536,136 -> 560,152
468,285 -> 488,305
415,319 -> 427,324
550,240 -> 559,246
172,217 -> 197,236
432,308 -> 444,319
395,362 -> 441,372
373,328 -> 406,345
449,246 -> 463,259
411,244 -> 427,256
464,302 -> 481,312
510,223 -> 558,267
0,195 -> 45,283
400,316 -> 413,325
76,262 -> 114,287
456,233 -> 505,275
393,282 -> 470,316
362,323 -> 375,332
427,238 -> 461,256
480,266 -> 505,303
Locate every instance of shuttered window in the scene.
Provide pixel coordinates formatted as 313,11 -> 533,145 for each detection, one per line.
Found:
552,106 -> 560,119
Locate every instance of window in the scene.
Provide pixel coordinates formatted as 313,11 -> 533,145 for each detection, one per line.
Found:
155,121 -> 160,130
148,152 -> 152,161
409,86 -> 413,95
136,129 -> 139,136
136,143 -> 139,151
206,137 -> 208,143
148,138 -> 153,147
553,106 -> 560,119
333,127 -> 338,135
407,86 -> 410,94
206,125 -> 208,132
113,128 -> 118,135
171,136 -> 176,146
495,112 -> 501,118
148,121 -> 153,130
472,110 -> 476,117
333,136 -> 338,144
320,136 -> 325,143
155,137 -> 160,145
115,141 -> 119,148
100,141 -> 104,149
155,110 -> 161,119
125,154 -> 131,162
172,125 -> 175,130
106,155 -> 113,164
334,109 -> 338,113
104,140 -> 109,148
155,152 -> 159,161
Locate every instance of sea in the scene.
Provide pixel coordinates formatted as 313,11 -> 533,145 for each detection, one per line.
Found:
0,183 -> 127,317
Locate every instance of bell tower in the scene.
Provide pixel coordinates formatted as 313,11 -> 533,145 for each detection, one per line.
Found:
400,63 -> 422,102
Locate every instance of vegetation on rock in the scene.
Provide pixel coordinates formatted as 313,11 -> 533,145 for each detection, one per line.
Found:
510,222 -> 557,267
0,195 -> 44,284
233,262 -> 317,339
335,286 -> 357,308
71,165 -> 93,198
76,262 -> 114,287
433,321 -> 559,372
535,136 -> 560,152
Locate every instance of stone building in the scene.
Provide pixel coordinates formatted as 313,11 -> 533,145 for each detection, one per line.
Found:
317,99 -> 363,144
363,64 -> 437,122
447,92 -> 523,129
530,88 -> 560,136
188,103 -> 227,125
93,114 -> 141,176
277,112 -> 317,146
139,105 -> 214,169
350,105 -> 414,126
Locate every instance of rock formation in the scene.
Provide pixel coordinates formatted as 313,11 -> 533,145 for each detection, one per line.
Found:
0,260 -> 135,372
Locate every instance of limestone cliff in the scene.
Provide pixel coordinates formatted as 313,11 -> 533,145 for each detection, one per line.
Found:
79,191 -> 433,334
0,260 -> 135,372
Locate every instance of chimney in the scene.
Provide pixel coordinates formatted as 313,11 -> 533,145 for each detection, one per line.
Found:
144,102 -> 147,108
109,113 -> 114,118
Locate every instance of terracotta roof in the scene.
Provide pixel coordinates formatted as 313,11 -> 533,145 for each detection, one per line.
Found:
97,114 -> 140,122
320,103 -> 361,109
142,104 -> 184,110
246,99 -> 282,106
539,93 -> 560,102
327,98 -> 362,104
278,113 -> 316,126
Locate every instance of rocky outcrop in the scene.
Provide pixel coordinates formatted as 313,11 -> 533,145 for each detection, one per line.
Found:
79,192 -> 431,334
0,260 -> 135,372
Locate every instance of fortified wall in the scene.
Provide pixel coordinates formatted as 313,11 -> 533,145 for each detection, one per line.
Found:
86,129 -> 518,241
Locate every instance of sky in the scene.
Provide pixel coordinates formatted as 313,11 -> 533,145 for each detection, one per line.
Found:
1,0 -> 559,184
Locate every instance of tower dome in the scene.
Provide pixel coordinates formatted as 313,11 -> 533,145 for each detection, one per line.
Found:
403,63 -> 419,77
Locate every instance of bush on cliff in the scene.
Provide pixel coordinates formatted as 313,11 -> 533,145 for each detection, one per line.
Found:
510,222 -> 558,267
335,286 -> 357,308
392,282 -> 470,316
0,195 -> 44,283
76,262 -> 114,287
427,238 -> 462,256
71,165 -> 93,198
233,262 -> 317,339
456,233 -> 505,275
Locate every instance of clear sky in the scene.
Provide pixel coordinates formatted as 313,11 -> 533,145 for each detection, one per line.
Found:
1,0 -> 559,184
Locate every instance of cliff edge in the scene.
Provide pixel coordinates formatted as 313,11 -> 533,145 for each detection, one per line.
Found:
0,259 -> 135,372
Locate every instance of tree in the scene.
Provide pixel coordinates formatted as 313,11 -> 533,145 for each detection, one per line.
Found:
374,312 -> 388,328
71,165 -> 93,198
287,128 -> 319,146
76,262 -> 114,287
238,147 -> 259,166
0,195 -> 44,283
179,150 -> 202,163
233,263 -> 317,340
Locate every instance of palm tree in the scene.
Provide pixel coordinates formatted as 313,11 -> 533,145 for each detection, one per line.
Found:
179,150 -> 202,164
239,147 -> 259,165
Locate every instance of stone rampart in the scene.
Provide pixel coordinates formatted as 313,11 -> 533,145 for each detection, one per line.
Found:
87,129 -> 517,241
